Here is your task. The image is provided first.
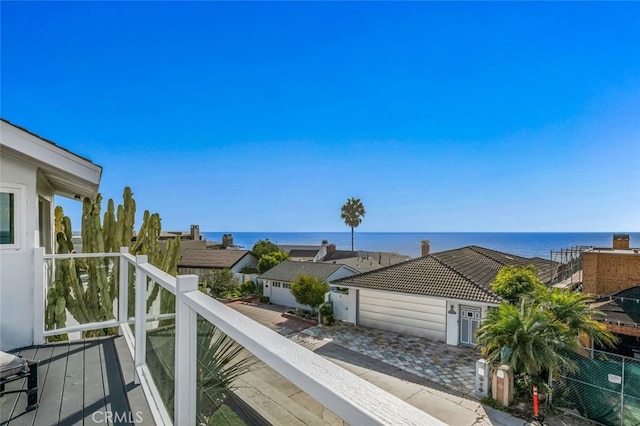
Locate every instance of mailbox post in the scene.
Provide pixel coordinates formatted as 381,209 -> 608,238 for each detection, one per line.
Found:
475,359 -> 491,398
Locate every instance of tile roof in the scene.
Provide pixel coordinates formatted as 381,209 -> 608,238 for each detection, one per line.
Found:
322,250 -> 358,262
278,244 -> 322,252
259,261 -> 345,282
179,249 -> 257,269
332,245 -> 556,304
288,249 -> 320,259
323,255 -> 382,273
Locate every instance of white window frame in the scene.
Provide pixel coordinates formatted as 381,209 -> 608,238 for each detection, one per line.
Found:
0,184 -> 26,251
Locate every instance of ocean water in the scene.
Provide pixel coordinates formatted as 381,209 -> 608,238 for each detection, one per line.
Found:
202,232 -> 640,260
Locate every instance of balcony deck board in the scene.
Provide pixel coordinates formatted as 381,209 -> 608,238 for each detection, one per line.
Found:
3,336 -> 151,426
31,341 -> 69,426
83,340 -> 106,426
59,341 -> 85,425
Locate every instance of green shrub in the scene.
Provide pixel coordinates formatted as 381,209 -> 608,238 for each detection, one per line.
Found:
259,296 -> 270,304
319,302 -> 333,317
239,280 -> 257,295
240,266 -> 259,274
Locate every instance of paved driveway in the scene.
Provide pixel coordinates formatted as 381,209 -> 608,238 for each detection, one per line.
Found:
227,301 -> 590,426
228,300 -> 477,396
226,300 -> 313,334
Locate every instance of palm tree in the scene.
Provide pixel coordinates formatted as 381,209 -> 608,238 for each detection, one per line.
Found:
340,197 -> 366,251
476,301 -> 579,377
535,288 -> 618,349
477,283 -> 619,401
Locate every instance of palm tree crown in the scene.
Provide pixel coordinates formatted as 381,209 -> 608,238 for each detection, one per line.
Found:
476,301 -> 579,376
340,197 -> 366,251
535,288 -> 618,348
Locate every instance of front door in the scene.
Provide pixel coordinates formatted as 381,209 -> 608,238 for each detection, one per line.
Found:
460,306 -> 481,346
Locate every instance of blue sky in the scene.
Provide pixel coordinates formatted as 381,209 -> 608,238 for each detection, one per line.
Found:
2,2 -> 639,232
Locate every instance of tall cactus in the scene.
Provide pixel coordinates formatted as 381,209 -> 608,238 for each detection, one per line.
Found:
45,187 -> 180,338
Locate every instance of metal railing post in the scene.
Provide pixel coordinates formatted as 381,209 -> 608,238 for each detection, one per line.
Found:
134,255 -> 148,384
118,247 -> 129,329
175,275 -> 198,425
33,247 -> 45,345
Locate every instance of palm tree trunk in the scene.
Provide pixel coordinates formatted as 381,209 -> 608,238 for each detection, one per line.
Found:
351,226 -> 354,251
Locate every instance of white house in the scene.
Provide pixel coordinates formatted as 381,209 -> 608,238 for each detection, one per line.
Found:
332,246 -> 554,346
178,249 -> 259,282
259,261 -> 358,309
277,242 -> 329,262
0,119 -> 102,351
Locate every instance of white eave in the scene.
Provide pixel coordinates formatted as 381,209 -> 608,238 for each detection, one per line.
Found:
1,119 -> 102,200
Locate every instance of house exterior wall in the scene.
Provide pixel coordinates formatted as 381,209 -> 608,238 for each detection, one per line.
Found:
36,171 -> 55,254
445,300 -> 491,346
230,254 -> 258,274
582,251 -> 640,295
446,301 -> 460,345
0,153 -> 38,350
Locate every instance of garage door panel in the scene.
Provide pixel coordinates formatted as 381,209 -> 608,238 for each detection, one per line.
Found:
359,297 -> 444,317
271,287 -> 304,308
360,292 -> 445,308
359,290 -> 446,341
361,317 -> 444,341
359,310 -> 445,331
360,305 -> 445,324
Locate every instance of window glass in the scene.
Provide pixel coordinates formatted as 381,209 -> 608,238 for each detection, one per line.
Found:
0,192 -> 14,244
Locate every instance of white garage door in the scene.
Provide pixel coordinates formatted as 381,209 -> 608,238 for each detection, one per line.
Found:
268,282 -> 305,309
359,290 -> 446,341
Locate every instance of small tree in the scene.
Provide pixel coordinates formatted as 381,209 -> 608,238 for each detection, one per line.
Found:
204,269 -> 240,297
490,265 -> 546,304
290,274 -> 328,314
251,239 -> 280,257
257,250 -> 290,273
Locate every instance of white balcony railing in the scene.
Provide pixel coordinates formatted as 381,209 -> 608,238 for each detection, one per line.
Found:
35,247 -> 445,426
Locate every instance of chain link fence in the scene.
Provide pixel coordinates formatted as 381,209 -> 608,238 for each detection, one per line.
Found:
551,348 -> 640,426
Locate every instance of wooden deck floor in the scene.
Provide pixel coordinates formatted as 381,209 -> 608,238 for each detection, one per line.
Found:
1,336 -> 152,426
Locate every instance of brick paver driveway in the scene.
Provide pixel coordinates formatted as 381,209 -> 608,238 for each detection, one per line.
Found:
228,301 -> 478,396
294,322 -> 480,396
